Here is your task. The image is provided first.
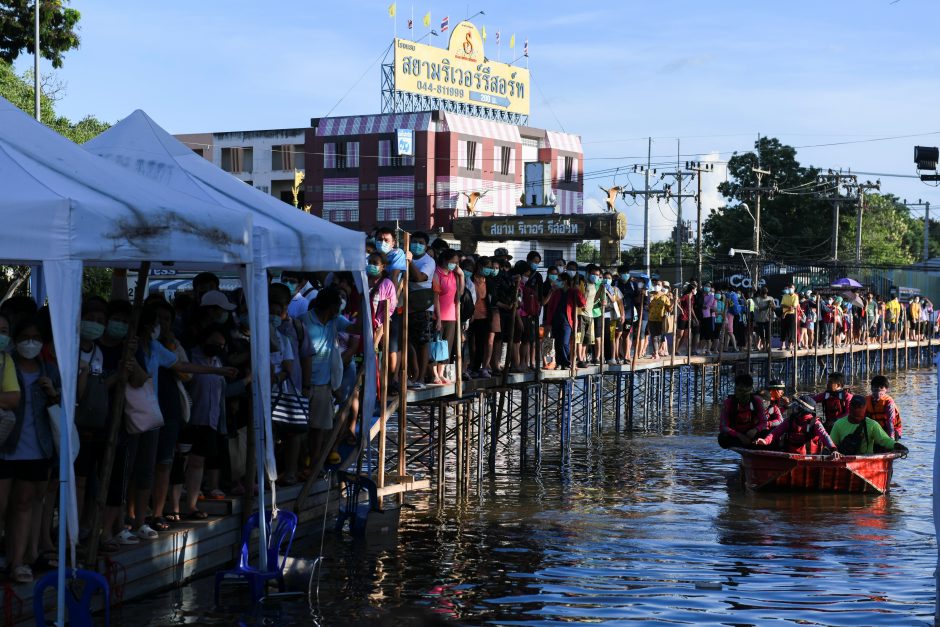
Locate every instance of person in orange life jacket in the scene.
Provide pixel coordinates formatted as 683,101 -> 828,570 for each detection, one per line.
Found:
865,374 -> 901,440
718,373 -> 768,449
762,379 -> 788,431
755,396 -> 839,457
811,371 -> 853,430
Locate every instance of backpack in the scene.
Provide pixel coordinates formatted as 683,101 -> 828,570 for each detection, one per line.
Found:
459,286 -> 475,322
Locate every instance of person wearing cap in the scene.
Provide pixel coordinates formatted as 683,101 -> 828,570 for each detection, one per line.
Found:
762,379 -> 788,431
493,247 -> 513,261
754,395 -> 838,456
830,395 -> 908,456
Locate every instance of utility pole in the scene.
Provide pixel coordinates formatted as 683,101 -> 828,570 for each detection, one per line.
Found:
34,0 -> 40,121
686,160 -> 714,279
739,169 -> 775,259
904,198 -> 931,264
850,180 -> 881,263
816,170 -> 857,260
629,157 -> 671,277
662,150 -> 697,285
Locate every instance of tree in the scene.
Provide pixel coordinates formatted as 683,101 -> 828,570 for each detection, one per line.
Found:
620,240 -> 694,269
576,242 -> 599,263
703,137 -> 939,265
0,0 -> 81,68
0,60 -> 108,142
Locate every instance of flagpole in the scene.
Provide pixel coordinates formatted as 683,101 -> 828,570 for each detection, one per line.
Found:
410,3 -> 414,39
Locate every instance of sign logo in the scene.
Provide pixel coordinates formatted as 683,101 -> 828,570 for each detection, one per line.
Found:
463,32 -> 474,55
396,128 -> 414,156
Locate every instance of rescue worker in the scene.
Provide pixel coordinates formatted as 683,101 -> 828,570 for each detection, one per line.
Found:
812,372 -> 853,430
754,396 -> 837,456
764,379 -> 788,432
864,375 -> 902,440
830,395 -> 908,455
718,373 -> 768,449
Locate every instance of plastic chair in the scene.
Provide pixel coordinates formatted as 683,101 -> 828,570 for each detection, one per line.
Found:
335,472 -> 380,537
33,568 -> 110,627
214,510 -> 298,606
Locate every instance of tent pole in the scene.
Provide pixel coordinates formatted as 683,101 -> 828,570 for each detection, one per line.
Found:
86,261 -> 150,566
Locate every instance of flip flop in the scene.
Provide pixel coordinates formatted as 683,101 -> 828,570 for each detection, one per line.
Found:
187,510 -> 208,520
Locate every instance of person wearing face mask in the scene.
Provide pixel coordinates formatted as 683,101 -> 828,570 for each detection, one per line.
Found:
646,281 -> 669,359
810,372 -> 853,431
753,287 -> 774,351
779,285 -> 799,351
602,272 -> 624,364
468,258 -> 493,378
405,232 -> 435,389
908,296 -> 922,341
717,373 -> 768,449
0,318 -> 57,584
754,396 -> 838,456
367,252 -> 397,352
576,266 -> 600,366
696,282 -> 716,355
863,375 -> 901,440
431,249 -> 462,385
830,395 -> 908,456
762,379 -> 788,432
124,306 -> 237,534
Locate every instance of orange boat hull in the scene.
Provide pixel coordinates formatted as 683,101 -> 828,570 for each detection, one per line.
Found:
733,448 -> 899,494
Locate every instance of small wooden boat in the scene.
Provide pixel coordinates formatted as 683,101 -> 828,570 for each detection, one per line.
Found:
732,448 -> 902,494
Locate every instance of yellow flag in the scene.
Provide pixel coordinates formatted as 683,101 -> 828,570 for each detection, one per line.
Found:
481,25 -> 487,40
388,2 -> 396,17
423,11 -> 431,27
509,33 -> 515,49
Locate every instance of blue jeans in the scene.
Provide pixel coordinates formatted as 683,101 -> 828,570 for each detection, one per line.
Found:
553,321 -> 572,368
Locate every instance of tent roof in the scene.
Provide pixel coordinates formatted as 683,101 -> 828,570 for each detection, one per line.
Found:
0,97 -> 251,266
86,110 -> 365,271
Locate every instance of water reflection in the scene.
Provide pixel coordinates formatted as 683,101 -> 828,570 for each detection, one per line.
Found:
134,371 -> 936,625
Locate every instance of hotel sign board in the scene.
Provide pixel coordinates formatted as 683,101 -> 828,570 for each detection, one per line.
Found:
393,21 -> 530,116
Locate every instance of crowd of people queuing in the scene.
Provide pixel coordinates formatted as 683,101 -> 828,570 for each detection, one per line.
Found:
0,224 -> 932,585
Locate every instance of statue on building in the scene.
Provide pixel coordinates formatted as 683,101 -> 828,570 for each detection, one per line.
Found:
598,185 -> 623,212
462,190 -> 488,215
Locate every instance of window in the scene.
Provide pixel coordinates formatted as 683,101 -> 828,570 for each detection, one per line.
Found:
500,146 -> 512,176
330,141 -> 359,170
222,148 -> 253,173
564,156 -> 574,183
272,144 -> 301,171
335,141 -> 347,170
293,145 -> 305,170
191,148 -> 204,158
466,141 -> 478,171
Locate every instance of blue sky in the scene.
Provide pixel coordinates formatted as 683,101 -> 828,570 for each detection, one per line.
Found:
17,0 -> 940,247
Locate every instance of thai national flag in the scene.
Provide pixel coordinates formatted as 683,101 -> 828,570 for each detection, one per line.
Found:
441,15 -> 449,31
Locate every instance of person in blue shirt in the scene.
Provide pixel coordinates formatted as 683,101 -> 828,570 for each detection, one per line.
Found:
302,286 -> 351,469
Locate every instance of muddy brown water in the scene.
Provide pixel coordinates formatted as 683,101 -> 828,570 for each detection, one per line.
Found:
134,370 -> 936,626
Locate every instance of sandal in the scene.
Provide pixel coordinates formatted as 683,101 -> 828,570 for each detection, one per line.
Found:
186,510 -> 208,520
11,565 -> 32,584
164,512 -> 181,523
32,553 -> 58,571
99,539 -> 120,554
115,529 -> 140,545
148,516 -> 170,532
135,524 -> 159,540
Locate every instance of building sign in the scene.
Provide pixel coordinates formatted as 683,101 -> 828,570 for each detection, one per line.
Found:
395,128 -> 414,156
481,217 -> 583,238
393,21 -> 530,116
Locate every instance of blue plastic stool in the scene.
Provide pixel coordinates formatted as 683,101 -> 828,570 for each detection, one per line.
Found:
33,568 -> 110,627
214,510 -> 298,606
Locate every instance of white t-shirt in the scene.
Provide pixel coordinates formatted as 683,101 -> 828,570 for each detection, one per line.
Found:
410,253 -> 436,312
287,282 -> 318,319
270,329 -> 295,376
80,344 -> 104,375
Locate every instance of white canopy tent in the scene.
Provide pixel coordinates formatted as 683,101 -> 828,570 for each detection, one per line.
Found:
0,95 -> 254,624
85,111 -> 372,569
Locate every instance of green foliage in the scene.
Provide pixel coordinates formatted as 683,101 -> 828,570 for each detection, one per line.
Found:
704,137 -> 938,265
0,60 -> 109,142
576,242 -> 599,263
620,241 -> 694,268
82,268 -> 112,299
0,0 -> 80,68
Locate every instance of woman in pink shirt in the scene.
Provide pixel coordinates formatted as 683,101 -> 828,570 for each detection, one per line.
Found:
432,249 -> 463,385
367,251 -> 397,350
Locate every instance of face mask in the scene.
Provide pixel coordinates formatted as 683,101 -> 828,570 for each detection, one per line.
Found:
214,312 -> 229,324
378,241 -> 393,254
567,270 -> 577,278
16,340 -> 42,360
716,294 -> 722,301
366,264 -> 381,277
410,243 -> 426,255
202,344 -> 223,358
446,263 -> 457,272
603,278 -> 612,286
270,315 -> 283,328
106,320 -> 129,340
151,324 -> 162,341
548,274 -> 559,283
492,268 -> 499,277
703,287 -> 711,293
284,281 -> 299,296
590,275 -> 600,284
482,267 -> 492,277
827,299 -> 833,305
651,285 -> 660,292
462,269 -> 473,280
80,321 -> 105,341
555,265 -> 565,272
339,298 -> 347,312
0,335 -> 9,352
530,262 -> 539,271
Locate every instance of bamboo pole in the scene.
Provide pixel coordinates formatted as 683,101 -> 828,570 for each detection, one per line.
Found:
377,304 -> 390,489
489,282 -> 520,470
670,289 -> 678,368
398,232 -> 411,479
792,305 -> 798,392
454,272 -> 463,399
86,261 -> 150,566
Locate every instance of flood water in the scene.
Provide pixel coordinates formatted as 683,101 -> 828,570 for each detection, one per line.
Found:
136,370 -> 937,626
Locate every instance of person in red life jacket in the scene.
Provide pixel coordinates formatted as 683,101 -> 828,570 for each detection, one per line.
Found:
763,379 -> 788,431
811,371 -> 853,430
718,373 -> 768,449
755,395 -> 839,457
864,374 -> 901,440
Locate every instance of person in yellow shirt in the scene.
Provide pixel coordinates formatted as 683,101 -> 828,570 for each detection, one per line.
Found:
780,284 -> 799,351
885,295 -> 901,342
908,296 -> 922,340
646,282 -> 670,358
